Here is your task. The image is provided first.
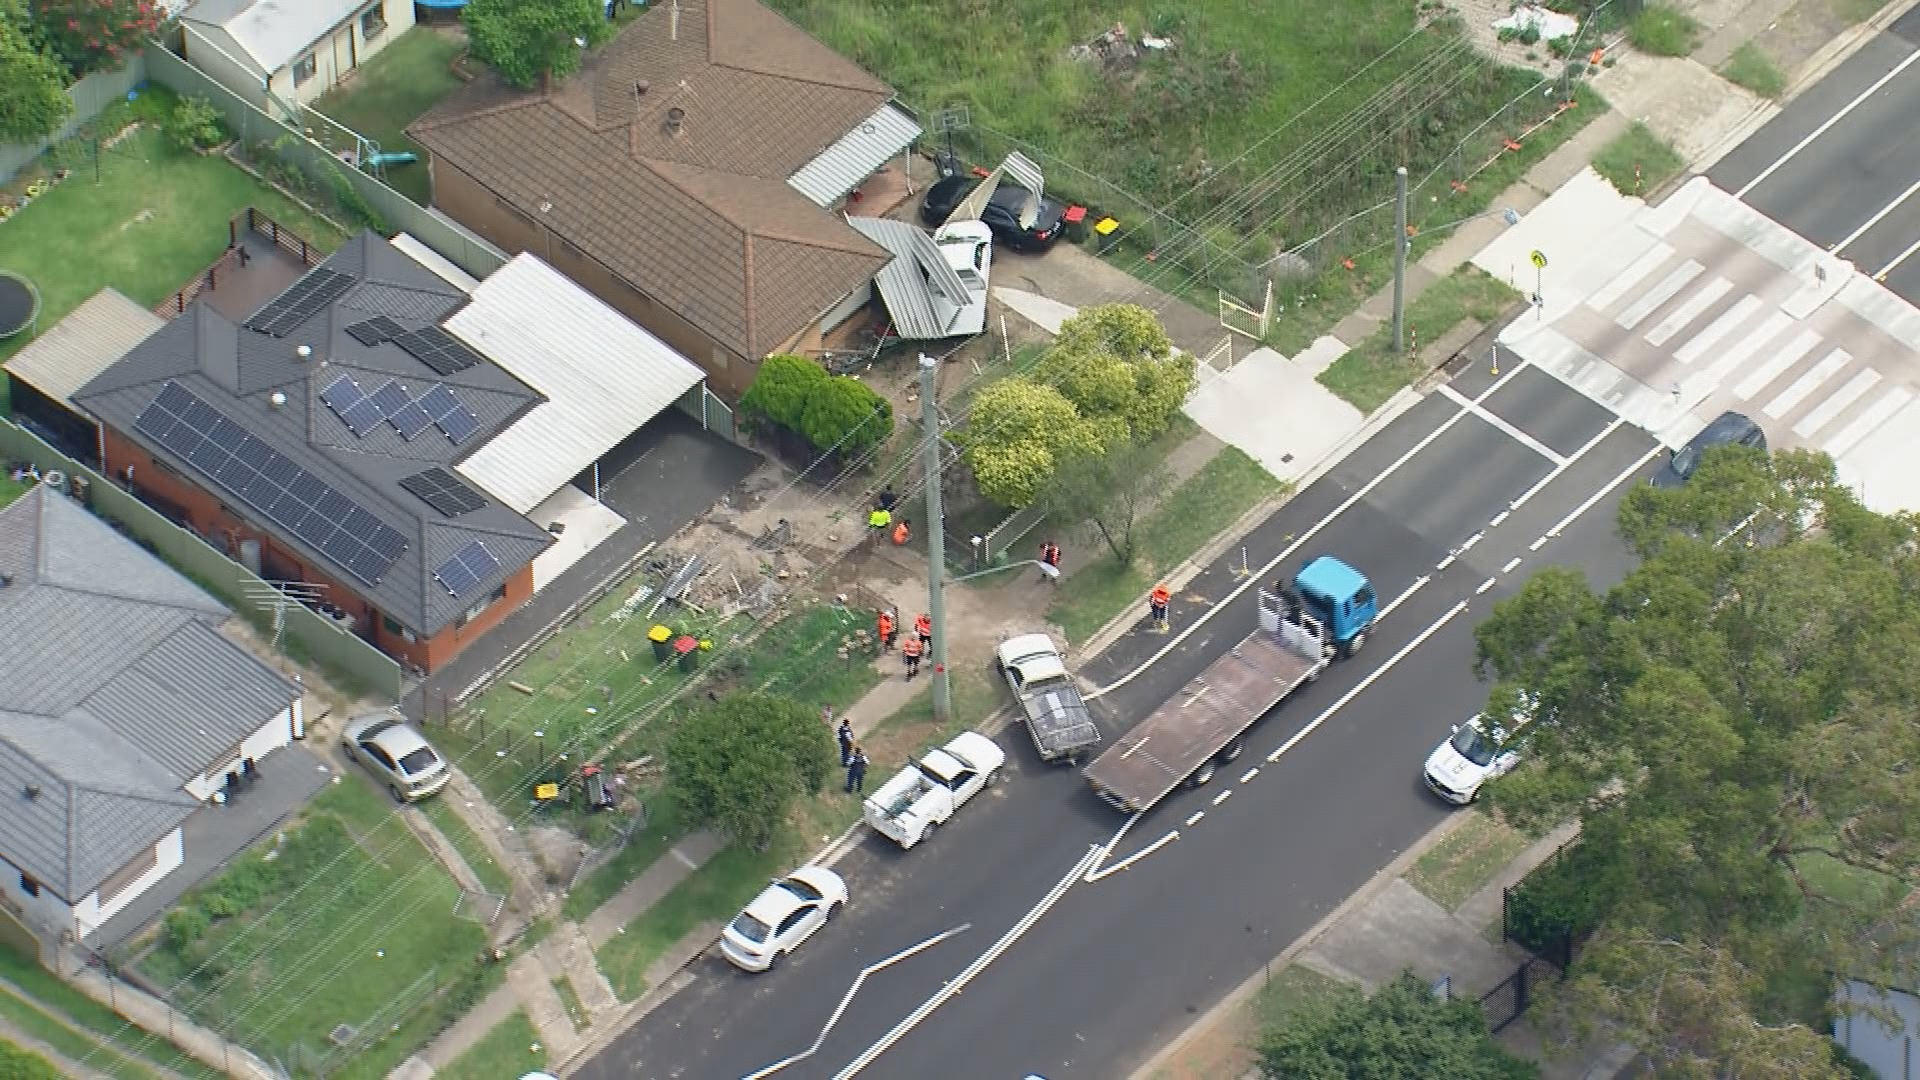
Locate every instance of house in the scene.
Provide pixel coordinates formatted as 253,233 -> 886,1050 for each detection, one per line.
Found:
0,484 -> 304,943
407,0 -> 925,398
1836,979 -> 1920,1078
3,289 -> 164,467
72,229 -> 712,674
180,0 -> 415,112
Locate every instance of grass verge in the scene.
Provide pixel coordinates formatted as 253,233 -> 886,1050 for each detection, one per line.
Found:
1719,42 -> 1787,99
550,978 -> 589,1031
0,474 -> 33,509
0,984 -> 166,1080
1628,4 -> 1702,55
1406,811 -> 1532,911
561,795 -> 689,922
0,117 -> 345,367
1254,963 -> 1349,1028
431,1009 -> 547,1080
136,776 -> 488,1079
1591,121 -> 1686,197
313,28 -> 464,206
1315,266 -> 1521,413
1048,447 -> 1284,644
595,841 -> 780,1000
419,799 -> 515,897
0,947 -> 220,1080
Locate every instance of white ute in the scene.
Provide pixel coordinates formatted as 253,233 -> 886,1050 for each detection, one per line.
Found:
995,633 -> 1101,764
864,731 -> 1007,849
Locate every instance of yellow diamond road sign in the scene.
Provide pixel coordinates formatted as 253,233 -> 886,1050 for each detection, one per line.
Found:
1530,250 -> 1548,269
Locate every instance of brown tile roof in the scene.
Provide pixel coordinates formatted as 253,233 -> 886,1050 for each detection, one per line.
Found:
410,0 -> 894,359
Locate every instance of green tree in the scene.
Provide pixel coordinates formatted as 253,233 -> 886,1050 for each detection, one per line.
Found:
0,1038 -> 63,1080
1033,303 -> 1195,447
666,693 -> 835,851
0,18 -> 68,142
1037,439 -> 1170,564
463,0 -> 611,90
26,0 -> 159,76
163,95 -> 225,152
958,378 -> 1100,508
1474,447 -> 1920,1070
1257,971 -> 1537,1079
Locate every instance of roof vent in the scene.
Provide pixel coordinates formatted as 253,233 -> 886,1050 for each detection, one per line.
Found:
634,80 -> 649,98
295,345 -> 313,360
0,573 -> 11,588
24,784 -> 40,800
269,391 -> 288,409
665,107 -> 685,134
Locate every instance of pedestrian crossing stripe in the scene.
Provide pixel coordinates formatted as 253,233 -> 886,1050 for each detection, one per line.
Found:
1764,349 -> 1851,419
1675,295 -> 1765,364
1645,276 -> 1732,347
1616,260 -> 1704,330
1700,310 -> 1795,386
1793,369 -> 1880,437
1587,244 -> 1674,313
1823,386 -> 1912,459
1731,328 -> 1823,399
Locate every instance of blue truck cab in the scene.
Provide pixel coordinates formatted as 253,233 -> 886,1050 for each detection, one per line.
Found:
1293,556 -> 1377,658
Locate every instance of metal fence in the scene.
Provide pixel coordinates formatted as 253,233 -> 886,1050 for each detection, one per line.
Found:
0,419 -> 403,700
0,57 -> 150,183
139,44 -> 509,283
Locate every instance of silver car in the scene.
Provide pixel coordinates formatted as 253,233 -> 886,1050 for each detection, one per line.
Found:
342,712 -> 451,802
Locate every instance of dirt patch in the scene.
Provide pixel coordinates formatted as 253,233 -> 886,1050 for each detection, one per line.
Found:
525,824 -> 590,887
1752,0 -> 1867,75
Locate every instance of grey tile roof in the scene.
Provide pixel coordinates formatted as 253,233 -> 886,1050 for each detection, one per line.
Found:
73,231 -> 557,637
0,486 -> 299,903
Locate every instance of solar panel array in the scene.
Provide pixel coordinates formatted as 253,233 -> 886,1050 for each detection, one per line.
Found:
392,327 -> 485,376
344,316 -> 407,347
319,375 -> 385,437
245,268 -> 355,338
433,540 -> 501,598
399,468 -> 488,517
385,382 -> 481,444
133,382 -> 408,586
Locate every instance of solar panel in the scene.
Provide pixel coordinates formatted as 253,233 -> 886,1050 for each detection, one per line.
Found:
132,380 -> 409,586
390,401 -> 435,440
392,327 -> 484,376
433,540 -> 500,598
368,379 -> 411,418
245,268 -> 355,338
344,316 -> 406,347
340,397 -> 384,436
417,383 -> 461,420
320,375 -> 364,412
399,468 -> 489,517
436,405 -> 481,445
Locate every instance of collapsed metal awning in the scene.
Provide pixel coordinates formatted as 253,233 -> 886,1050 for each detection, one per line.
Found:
948,152 -> 1047,227
843,217 -> 973,340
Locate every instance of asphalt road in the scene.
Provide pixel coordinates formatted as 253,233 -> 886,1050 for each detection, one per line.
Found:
575,343 -> 1660,1080
1708,6 -> 1920,303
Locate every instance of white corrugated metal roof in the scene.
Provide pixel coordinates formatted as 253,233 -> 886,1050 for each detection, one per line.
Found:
446,255 -> 705,514
789,103 -> 923,207
4,289 -> 163,406
182,0 -> 364,75
390,233 -> 481,293
844,218 -> 972,340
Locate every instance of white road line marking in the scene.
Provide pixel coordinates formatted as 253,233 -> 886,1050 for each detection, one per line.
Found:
1212,789 -> 1234,806
1876,233 -> 1920,279
1547,445 -> 1664,538
1088,359 -> 1533,701
1587,244 -> 1674,313
1695,310 -> 1794,384
1674,295 -> 1764,365
670,846 -> 700,870
835,846 -> 1102,1079
744,924 -> 973,1079
1824,386 -> 1914,458
1379,576 -> 1430,622
1645,276 -> 1732,346
1834,174 -> 1920,254
1435,383 -> 1568,463
1763,348 -> 1850,419
1458,531 -> 1484,552
1240,767 -> 1260,783
1085,830 -> 1179,883
1615,260 -> 1704,329
1501,556 -> 1522,573
1508,416 -> 1627,514
1529,536 -> 1547,551
1489,511 -> 1510,528
1476,577 -> 1498,594
1731,327 -> 1823,400
1793,369 -> 1881,437
1736,49 -> 1920,197
1436,554 -> 1456,571
1185,811 -> 1206,827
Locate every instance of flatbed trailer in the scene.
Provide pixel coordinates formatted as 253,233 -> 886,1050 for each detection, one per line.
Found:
1085,589 -> 1328,813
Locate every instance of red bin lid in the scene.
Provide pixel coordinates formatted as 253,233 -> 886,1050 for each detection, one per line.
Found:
1062,205 -> 1088,224
673,635 -> 699,653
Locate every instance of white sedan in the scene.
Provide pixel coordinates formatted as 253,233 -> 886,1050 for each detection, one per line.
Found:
1422,705 -> 1530,805
933,219 -> 993,336
719,865 -> 848,972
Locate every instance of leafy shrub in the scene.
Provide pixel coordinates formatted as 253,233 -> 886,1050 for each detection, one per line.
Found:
1504,842 -> 1619,953
1628,5 -> 1700,56
740,354 -> 892,461
164,96 -> 226,152
163,907 -> 210,949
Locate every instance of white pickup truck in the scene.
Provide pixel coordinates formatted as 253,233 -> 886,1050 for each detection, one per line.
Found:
863,731 -> 1007,849
995,634 -> 1101,765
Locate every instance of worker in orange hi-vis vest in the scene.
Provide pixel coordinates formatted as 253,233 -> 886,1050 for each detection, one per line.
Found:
914,612 -> 933,647
876,610 -> 896,652
901,635 -> 924,679
1149,584 -> 1172,630
892,517 -> 912,546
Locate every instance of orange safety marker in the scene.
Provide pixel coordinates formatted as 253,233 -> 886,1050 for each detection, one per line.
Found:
1342,257 -> 1356,271
1450,179 -> 1469,194
1503,137 -> 1523,152
1589,48 -> 1605,64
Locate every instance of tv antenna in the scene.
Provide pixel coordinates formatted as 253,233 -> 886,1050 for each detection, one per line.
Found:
243,581 -> 328,651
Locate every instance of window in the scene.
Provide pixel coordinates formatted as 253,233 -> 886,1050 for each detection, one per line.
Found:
361,6 -> 387,41
458,584 -> 506,629
19,874 -> 37,898
381,614 -> 403,636
292,53 -> 318,87
99,845 -> 159,903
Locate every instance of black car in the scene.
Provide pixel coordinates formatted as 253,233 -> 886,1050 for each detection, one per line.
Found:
919,175 -> 1068,253
1651,410 -> 1767,487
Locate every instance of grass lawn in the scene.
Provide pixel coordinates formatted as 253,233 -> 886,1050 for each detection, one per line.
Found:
1405,811 -> 1532,912
431,1009 -> 547,1080
313,28 -> 464,206
1254,963 -> 1349,1028
1048,446 -> 1285,644
1719,42 -> 1788,99
0,473 -> 33,509
1592,122 -> 1687,197
561,795 -> 688,921
1316,266 -> 1521,413
0,124 -> 345,368
136,775 -> 489,1079
419,798 -> 515,897
1628,4 -> 1702,56
0,947 -> 221,1080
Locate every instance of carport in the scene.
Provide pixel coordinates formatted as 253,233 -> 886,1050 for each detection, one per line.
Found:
4,288 -> 163,464
444,254 -> 706,590
845,216 -> 975,340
